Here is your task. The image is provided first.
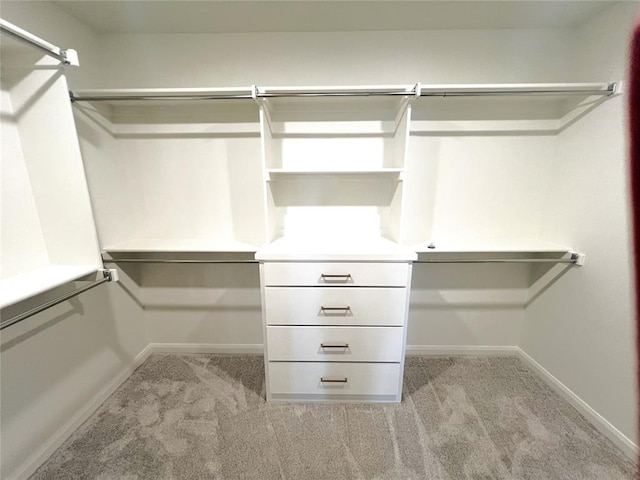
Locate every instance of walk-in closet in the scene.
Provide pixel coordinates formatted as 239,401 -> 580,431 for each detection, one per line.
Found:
1,1 -> 638,479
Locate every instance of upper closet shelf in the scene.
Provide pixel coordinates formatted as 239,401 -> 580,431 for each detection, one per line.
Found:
257,85 -> 417,98
70,87 -> 255,102
411,82 -> 619,134
71,87 -> 260,135
0,264 -> 102,309
102,239 -> 259,253
417,83 -> 616,97
70,83 -> 617,102
69,82 -> 617,134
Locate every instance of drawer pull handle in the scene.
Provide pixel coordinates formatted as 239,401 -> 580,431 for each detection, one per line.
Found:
320,377 -> 348,383
320,306 -> 351,311
320,343 -> 349,349
321,274 -> 352,280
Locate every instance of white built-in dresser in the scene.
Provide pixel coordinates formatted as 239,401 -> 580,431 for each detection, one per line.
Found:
257,238 -> 416,402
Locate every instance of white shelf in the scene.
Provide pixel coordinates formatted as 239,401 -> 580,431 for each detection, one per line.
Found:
267,168 -> 403,181
410,83 -> 618,134
0,265 -> 102,309
270,121 -> 398,135
103,239 -> 260,253
109,122 -> 260,136
418,82 -> 614,95
413,239 -> 572,254
256,236 -> 417,261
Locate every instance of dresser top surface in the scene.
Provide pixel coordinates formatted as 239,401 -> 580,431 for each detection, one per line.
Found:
255,236 -> 417,262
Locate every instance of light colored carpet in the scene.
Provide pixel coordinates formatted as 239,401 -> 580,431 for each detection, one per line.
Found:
31,355 -> 637,479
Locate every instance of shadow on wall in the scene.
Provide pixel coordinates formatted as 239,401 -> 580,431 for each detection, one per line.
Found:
111,261 -> 263,311
407,262 -> 574,346
115,262 -> 264,345
1,47 -> 63,120
0,282 -> 142,477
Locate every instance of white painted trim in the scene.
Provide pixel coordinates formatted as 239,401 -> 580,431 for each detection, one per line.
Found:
148,343 -> 264,355
12,344 -> 154,480
517,348 -> 639,461
405,345 -> 519,356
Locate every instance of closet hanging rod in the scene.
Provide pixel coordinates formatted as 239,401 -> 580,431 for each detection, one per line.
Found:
69,83 -> 617,103
70,93 -> 254,102
0,271 -> 113,331
418,83 -> 617,97
103,259 -> 258,264
104,258 -> 577,265
0,18 -> 79,66
257,91 -> 414,98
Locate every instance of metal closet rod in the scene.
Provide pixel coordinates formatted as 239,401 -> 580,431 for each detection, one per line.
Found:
103,258 -> 259,264
70,93 -> 254,102
103,257 -> 577,265
0,18 -> 79,66
0,271 -> 113,331
418,87 -> 616,97
69,83 -> 617,102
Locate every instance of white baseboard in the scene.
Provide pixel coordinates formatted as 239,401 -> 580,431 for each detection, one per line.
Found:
13,344 -> 155,480
405,345 -> 519,356
517,348 -> 638,461
148,343 -> 264,355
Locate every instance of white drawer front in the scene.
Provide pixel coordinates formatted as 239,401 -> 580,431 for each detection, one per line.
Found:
269,362 -> 401,397
267,326 -> 404,362
262,262 -> 409,287
264,287 -> 407,326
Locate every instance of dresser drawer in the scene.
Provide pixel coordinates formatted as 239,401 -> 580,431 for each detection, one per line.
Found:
268,362 -> 401,398
264,287 -> 407,326
261,262 -> 410,287
267,326 -> 404,362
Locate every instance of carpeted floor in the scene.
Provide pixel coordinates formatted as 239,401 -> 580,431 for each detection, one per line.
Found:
31,354 -> 637,479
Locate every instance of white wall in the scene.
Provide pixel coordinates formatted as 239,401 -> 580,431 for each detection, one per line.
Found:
0,284 -> 146,479
0,3 -> 146,479
0,0 -> 104,89
408,263 -> 529,350
139,263 -> 263,347
407,134 -> 557,244
97,30 -> 573,87
75,109 -> 265,248
87,27 -> 576,349
521,2 -> 639,447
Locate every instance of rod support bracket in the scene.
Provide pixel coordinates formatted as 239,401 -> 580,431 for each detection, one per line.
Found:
60,48 -> 79,67
570,252 -> 586,266
608,82 -> 621,96
100,268 -> 119,282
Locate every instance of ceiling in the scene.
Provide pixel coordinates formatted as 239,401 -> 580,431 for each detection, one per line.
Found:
48,0 -> 620,34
